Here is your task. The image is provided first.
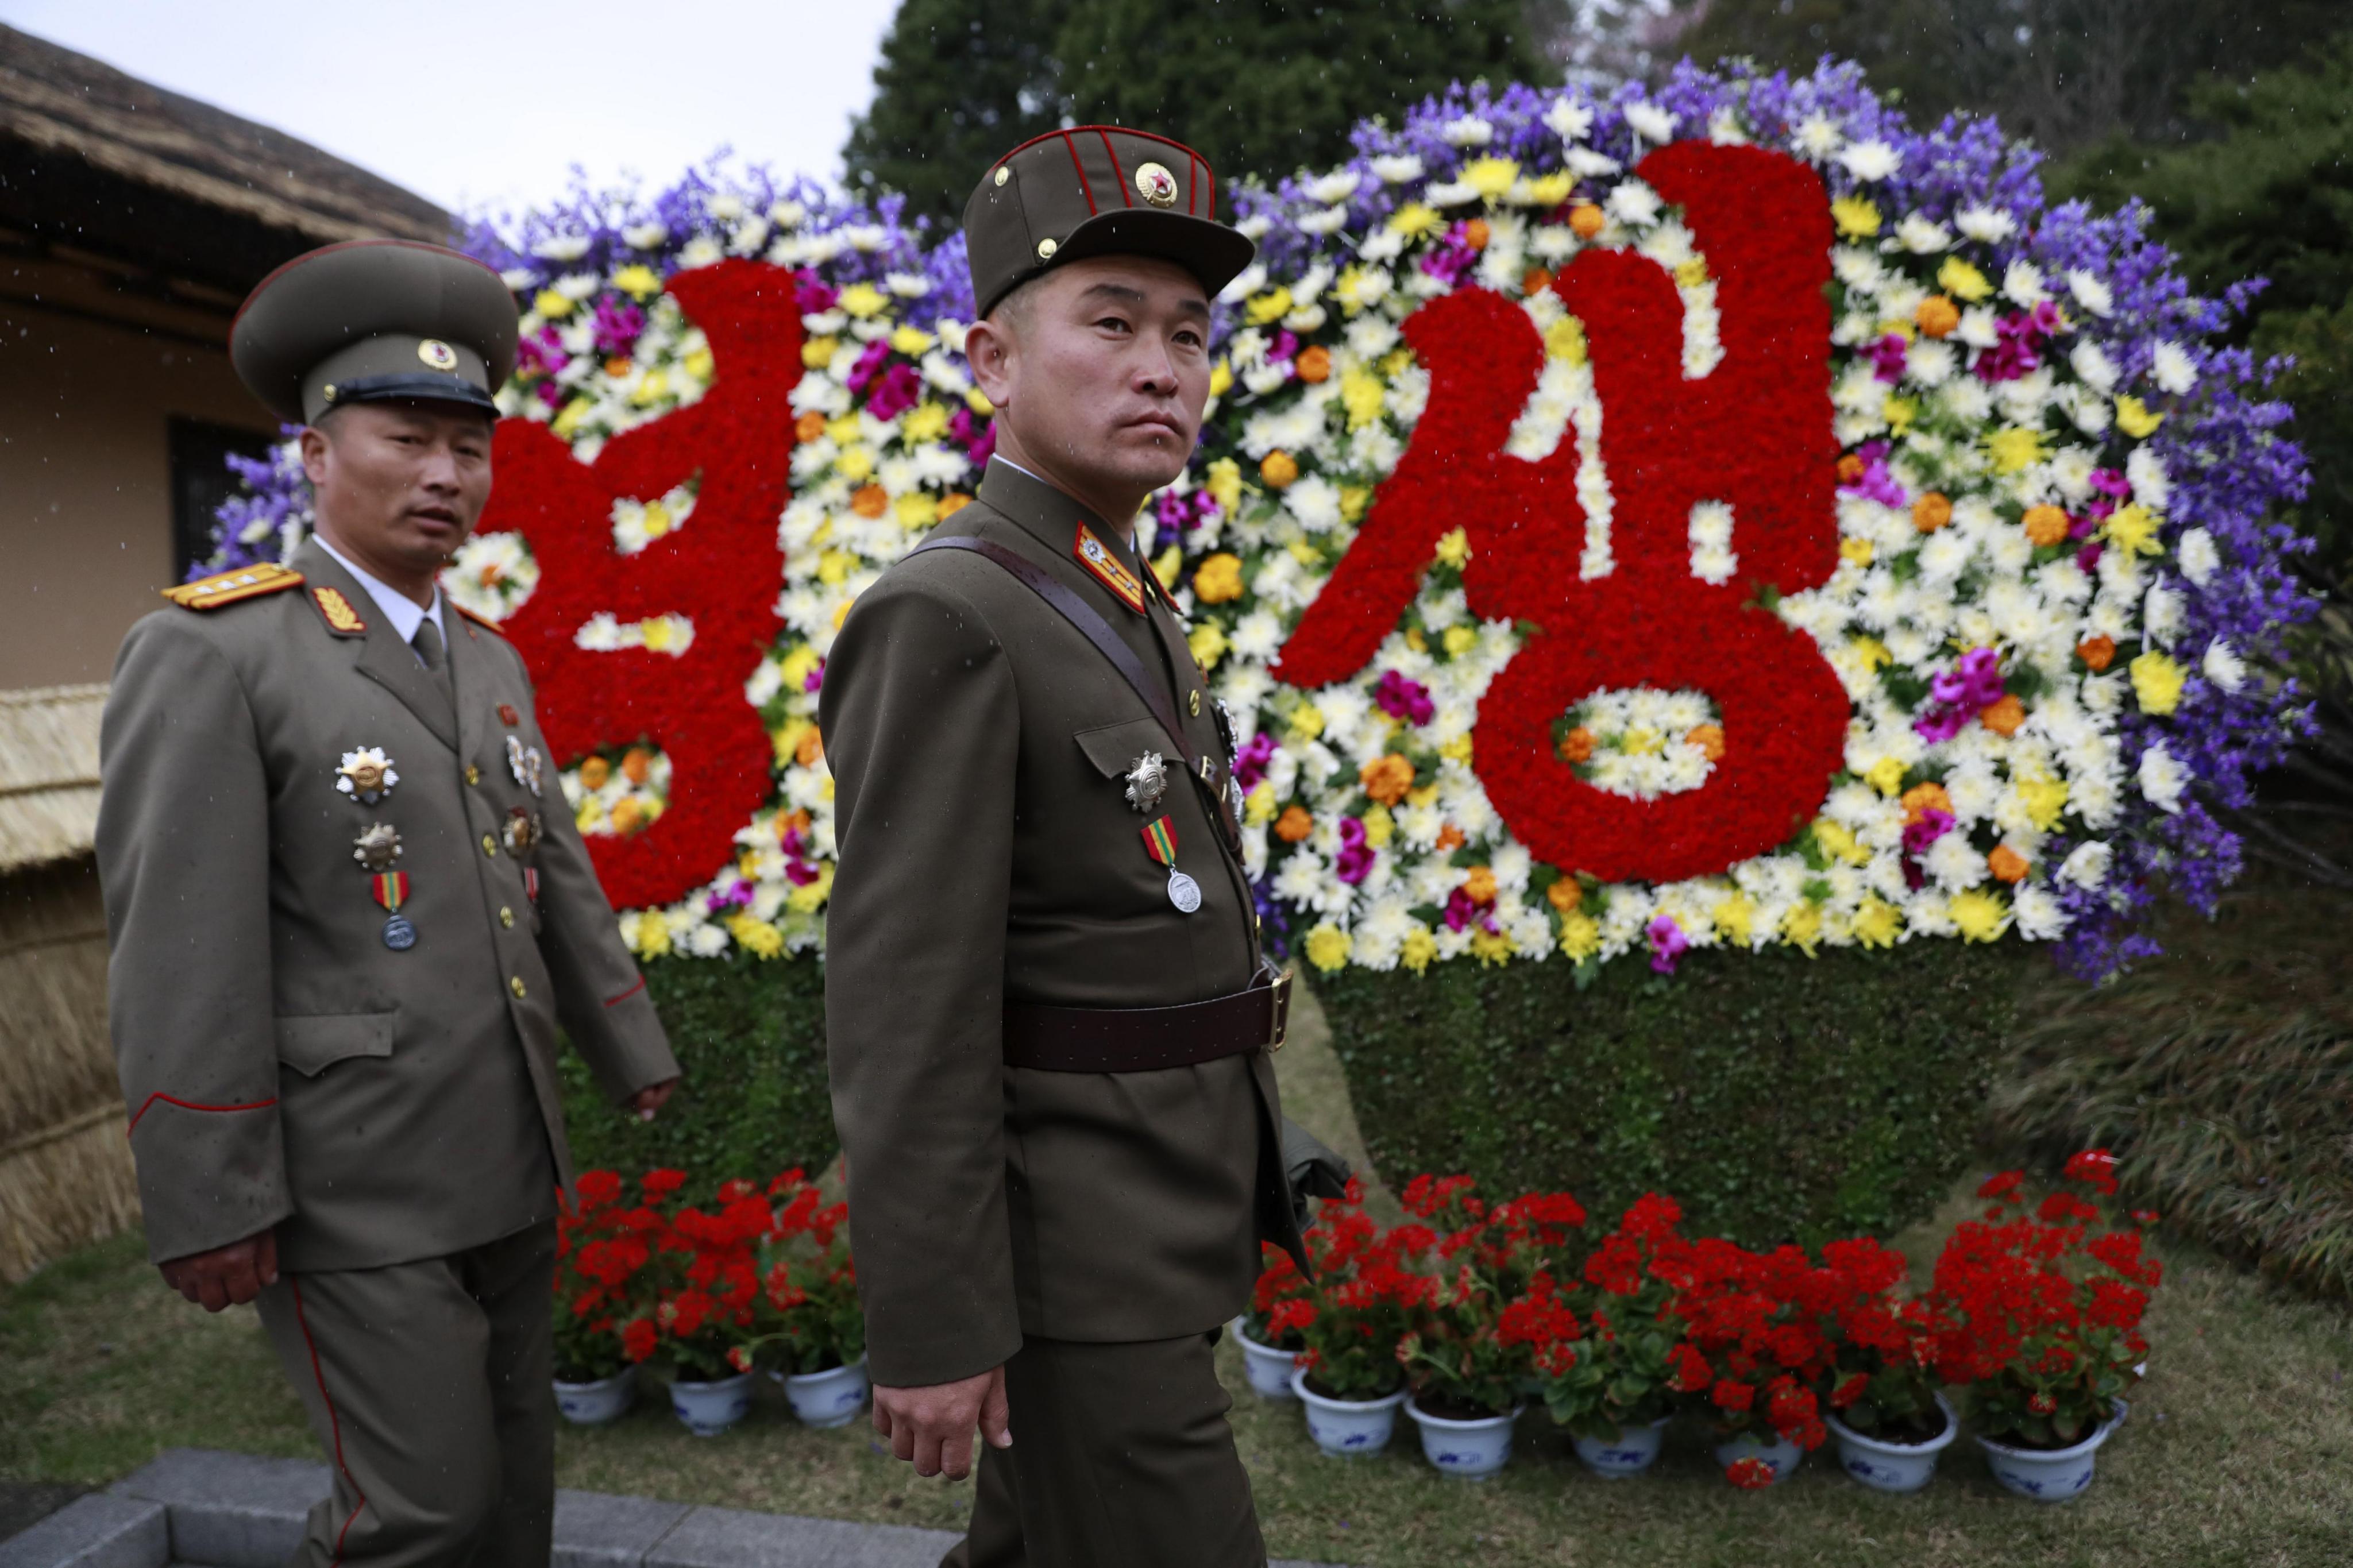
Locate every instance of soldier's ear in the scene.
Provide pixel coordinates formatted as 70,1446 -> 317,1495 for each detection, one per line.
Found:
298,421 -> 335,487
965,316 -> 1019,411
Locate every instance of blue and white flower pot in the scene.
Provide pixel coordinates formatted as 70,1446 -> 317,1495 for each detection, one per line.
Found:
1572,1415 -> 1673,1479
552,1370 -> 635,1427
1406,1397 -> 1522,1480
1291,1368 -> 1407,1458
668,1371 -> 754,1437
777,1357 -> 871,1429
1713,1427 -> 1805,1485
1974,1400 -> 2125,1503
1232,1318 -> 1301,1400
1826,1394 -> 1959,1494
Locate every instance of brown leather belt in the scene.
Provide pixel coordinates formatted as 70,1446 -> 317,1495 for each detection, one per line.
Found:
1004,971 -> 1293,1073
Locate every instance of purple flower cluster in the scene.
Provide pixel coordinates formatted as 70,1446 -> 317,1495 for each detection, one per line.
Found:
1913,647 -> 2008,743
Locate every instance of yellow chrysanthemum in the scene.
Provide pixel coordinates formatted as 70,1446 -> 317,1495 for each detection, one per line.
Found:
1151,546 -> 1182,592
1986,426 -> 2046,475
1341,368 -> 1387,430
1209,360 -> 1233,397
1440,733 -> 1474,764
629,912 -> 673,958
837,283 -> 887,319
1361,805 -> 1395,848
2116,396 -> 2165,439
1401,927 -> 1440,973
1522,172 -> 1573,207
550,398 -> 592,439
1830,196 -> 1881,238
1304,924 -> 1352,973
727,914 -> 785,959
1937,257 -> 1993,303
2015,773 -> 2070,831
1713,891 -> 1756,947
965,387 -> 994,415
1852,897 -> 1901,949
1388,203 -> 1443,238
896,493 -> 939,530
890,325 -> 936,355
1558,912 -> 1602,961
801,337 -> 839,372
1434,528 -> 1472,568
785,864 -> 835,914
533,288 -> 573,319
1851,636 -> 1894,672
902,401 -> 952,443
1469,928 -> 1517,965
1949,889 -> 2009,943
2130,650 -> 2185,715
1187,620 -> 1229,670
1543,315 -> 1587,364
611,264 -> 661,301
682,347 -> 715,382
1287,702 -> 1325,741
1840,537 -> 1876,567
1814,820 -> 1870,866
1462,157 -> 1520,199
1441,625 -> 1479,658
1193,553 -> 1245,604
1245,287 -> 1293,326
1205,457 -> 1243,515
1244,781 -> 1276,824
1782,901 -> 1823,956
2103,503 -> 2163,558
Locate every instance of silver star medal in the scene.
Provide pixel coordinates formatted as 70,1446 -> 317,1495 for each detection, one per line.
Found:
506,733 -> 544,797
1124,751 -> 1168,813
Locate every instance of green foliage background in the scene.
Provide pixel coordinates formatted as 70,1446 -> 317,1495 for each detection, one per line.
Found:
1320,940 -> 2027,1247
560,956 -> 838,1183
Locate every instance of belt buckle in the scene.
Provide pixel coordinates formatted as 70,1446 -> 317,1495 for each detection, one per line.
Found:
1265,970 -> 1294,1052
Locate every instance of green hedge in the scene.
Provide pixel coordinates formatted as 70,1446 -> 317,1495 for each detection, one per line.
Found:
558,953 -> 836,1183
1318,939 -> 2028,1248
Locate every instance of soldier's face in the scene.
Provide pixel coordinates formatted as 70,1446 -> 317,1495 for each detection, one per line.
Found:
300,401 -> 494,578
974,257 -> 1213,499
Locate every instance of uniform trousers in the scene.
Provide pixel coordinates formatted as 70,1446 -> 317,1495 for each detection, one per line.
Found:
253,1221 -> 557,1567
943,1330 -> 1264,1568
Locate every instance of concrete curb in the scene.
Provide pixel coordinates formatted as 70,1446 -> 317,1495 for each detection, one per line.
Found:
1,1450 -> 1342,1567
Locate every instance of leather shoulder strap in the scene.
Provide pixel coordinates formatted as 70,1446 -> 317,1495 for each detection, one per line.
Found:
912,535 -> 1198,770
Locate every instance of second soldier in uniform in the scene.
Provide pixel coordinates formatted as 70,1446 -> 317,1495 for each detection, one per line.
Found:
824,130 -> 1343,1568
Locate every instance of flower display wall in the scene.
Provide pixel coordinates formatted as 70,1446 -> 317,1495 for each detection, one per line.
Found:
202,63 -> 2317,979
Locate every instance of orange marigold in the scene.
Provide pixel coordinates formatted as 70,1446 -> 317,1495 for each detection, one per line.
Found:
2022,504 -> 2071,546
1988,845 -> 2031,883
1979,694 -> 2024,735
1685,723 -> 1726,761
794,410 -> 828,443
1461,866 -> 1498,905
611,798 -> 645,835
851,484 -> 890,519
938,492 -> 974,519
794,728 -> 824,768
578,756 -> 612,790
1567,204 -> 1605,240
1835,453 -> 1868,485
1274,804 -> 1316,843
1545,878 -> 1583,913
1463,219 -> 1491,252
1915,295 -> 1961,338
1899,780 -> 1954,827
1294,346 -> 1332,384
1912,491 -> 1953,532
622,746 -> 656,785
1557,725 -> 1596,763
2077,635 -> 2117,672
1260,450 -> 1299,489
1359,752 -> 1415,806
1434,823 -> 1467,852
1522,267 -> 1553,295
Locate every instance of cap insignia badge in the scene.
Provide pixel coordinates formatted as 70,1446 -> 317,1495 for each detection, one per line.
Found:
1074,523 -> 1147,614
504,807 -> 541,856
337,747 -> 398,804
417,338 -> 460,371
506,734 -> 544,796
313,586 -> 367,635
1135,161 -> 1179,210
1124,751 -> 1169,814
352,821 -> 403,871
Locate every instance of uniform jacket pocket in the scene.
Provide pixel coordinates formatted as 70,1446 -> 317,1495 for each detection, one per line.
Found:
275,1011 -> 396,1077
1073,717 -> 1172,778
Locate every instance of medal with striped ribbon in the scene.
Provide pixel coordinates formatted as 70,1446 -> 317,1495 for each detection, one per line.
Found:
1141,816 -> 1200,914
372,871 -> 417,951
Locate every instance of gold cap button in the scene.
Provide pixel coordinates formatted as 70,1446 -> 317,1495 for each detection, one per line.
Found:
510,975 -> 526,999
1036,237 -> 1058,260
465,764 -> 480,786
1189,689 -> 1201,716
499,906 -> 515,928
481,833 -> 497,856
993,165 -> 1009,187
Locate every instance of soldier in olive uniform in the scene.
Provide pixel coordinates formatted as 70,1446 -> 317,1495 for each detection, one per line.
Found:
97,239 -> 680,1567
823,130 -> 1342,1568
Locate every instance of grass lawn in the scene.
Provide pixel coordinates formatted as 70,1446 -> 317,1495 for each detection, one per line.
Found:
8,988 -> 2352,1565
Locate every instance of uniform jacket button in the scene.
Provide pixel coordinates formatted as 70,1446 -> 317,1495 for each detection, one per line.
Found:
510,975 -> 527,998
465,764 -> 480,786
499,906 -> 515,928
481,833 -> 497,856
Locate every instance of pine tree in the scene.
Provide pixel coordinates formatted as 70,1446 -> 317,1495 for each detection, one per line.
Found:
844,0 -> 1554,221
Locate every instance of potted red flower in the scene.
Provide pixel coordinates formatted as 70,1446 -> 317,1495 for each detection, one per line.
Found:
1530,1192 -> 1695,1479
1391,1176 -> 1584,1479
550,1169 -> 659,1425
1286,1178 -> 1419,1458
748,1168 -> 870,1428
1666,1237 -> 1834,1488
1925,1150 -> 2158,1501
649,1173 -> 773,1436
1236,1241 -> 1313,1401
1812,1235 -> 1959,1493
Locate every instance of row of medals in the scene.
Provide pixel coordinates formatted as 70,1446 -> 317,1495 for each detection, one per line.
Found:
1121,711 -> 1247,916
337,720 -> 547,951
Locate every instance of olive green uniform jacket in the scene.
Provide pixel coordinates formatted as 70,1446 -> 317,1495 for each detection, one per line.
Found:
98,537 -> 678,1272
821,460 -> 1307,1389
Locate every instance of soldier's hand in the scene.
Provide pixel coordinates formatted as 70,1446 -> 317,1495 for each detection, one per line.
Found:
628,1077 -> 680,1122
871,1364 -> 1012,1480
159,1229 -> 279,1312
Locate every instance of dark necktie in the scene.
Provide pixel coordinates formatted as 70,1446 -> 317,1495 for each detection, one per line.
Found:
412,617 -> 445,673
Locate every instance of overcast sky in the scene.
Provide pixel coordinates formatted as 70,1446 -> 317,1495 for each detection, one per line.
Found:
2,1 -> 901,214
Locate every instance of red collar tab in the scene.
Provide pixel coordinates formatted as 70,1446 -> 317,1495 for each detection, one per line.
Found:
1073,523 -> 1147,615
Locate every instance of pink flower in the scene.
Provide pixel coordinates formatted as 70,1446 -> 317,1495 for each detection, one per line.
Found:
1646,914 -> 1689,974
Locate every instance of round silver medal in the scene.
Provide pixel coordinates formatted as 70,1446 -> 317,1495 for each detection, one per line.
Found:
382,914 -> 418,951
1166,868 -> 1202,914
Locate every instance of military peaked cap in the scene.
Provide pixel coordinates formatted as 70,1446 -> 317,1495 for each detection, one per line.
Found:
963,128 -> 1256,320
231,239 -> 519,424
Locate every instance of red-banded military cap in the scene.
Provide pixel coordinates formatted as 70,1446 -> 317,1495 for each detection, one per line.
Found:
231,239 -> 519,424
962,127 -> 1256,320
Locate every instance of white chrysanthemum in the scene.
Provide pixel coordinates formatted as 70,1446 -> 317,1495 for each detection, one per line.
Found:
1895,213 -> 1951,253
1545,98 -> 1595,140
2143,581 -> 2184,647
2125,445 -> 2171,510
2068,341 -> 2119,393
2065,269 -> 2114,318
2058,839 -> 2112,889
1606,179 -> 1662,227
2178,527 -> 2220,588
1838,140 -> 1902,182
1368,154 -> 1424,186
2003,259 -> 2050,307
2149,339 -> 2197,395
1791,114 -> 1842,159
1440,115 -> 1494,148
1953,204 -> 2018,244
2138,741 -> 2188,813
2202,639 -> 2247,692
2013,886 -> 2067,940
1305,169 -> 1361,205
1623,101 -> 1677,143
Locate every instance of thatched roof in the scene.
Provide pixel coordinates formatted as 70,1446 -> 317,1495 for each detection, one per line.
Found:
0,684 -> 106,874
0,24 -> 454,296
